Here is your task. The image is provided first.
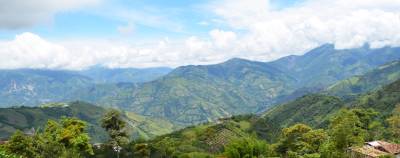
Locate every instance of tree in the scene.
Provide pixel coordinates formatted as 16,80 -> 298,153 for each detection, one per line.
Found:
152,137 -> 179,157
387,105 -> 400,143
59,118 -> 94,155
223,136 -> 275,158
5,118 -> 93,158
101,109 -> 129,147
277,124 -> 312,154
276,124 -> 327,157
0,148 -> 21,158
328,109 -> 365,154
5,131 -> 36,158
133,143 -> 151,158
350,108 -> 382,141
302,129 -> 328,153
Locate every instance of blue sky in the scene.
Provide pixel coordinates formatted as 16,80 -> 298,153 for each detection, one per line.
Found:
0,0 -> 399,69
0,0 -> 301,41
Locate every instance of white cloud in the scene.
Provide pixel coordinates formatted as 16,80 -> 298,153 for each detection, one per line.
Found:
208,0 -> 400,59
209,29 -> 237,49
0,32 -> 228,69
0,0 -> 101,29
1,0 -> 400,69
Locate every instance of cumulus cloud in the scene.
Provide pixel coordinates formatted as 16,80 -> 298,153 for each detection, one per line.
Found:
0,0 -> 100,29
0,32 -> 230,69
1,0 -> 400,69
208,0 -> 400,59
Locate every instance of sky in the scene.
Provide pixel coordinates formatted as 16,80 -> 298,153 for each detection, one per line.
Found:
0,0 -> 400,70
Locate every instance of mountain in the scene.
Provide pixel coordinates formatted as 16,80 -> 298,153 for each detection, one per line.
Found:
0,101 -> 107,141
133,78 -> 400,157
0,69 -> 93,107
269,44 -> 400,87
0,101 -> 176,142
261,78 -> 400,140
350,78 -> 400,115
90,45 -> 400,126
0,67 -> 171,107
117,58 -> 297,126
327,60 -> 400,98
263,94 -> 344,129
79,66 -> 172,83
0,44 -> 399,128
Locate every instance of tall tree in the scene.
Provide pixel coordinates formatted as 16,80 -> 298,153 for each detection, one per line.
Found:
101,109 -> 129,147
329,109 -> 365,152
276,124 -> 327,157
387,105 -> 400,143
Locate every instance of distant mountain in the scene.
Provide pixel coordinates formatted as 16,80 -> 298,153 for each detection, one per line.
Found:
327,60 -> 400,98
79,66 -> 172,83
119,58 -> 297,126
0,101 -> 175,141
0,44 -> 399,128
0,67 -> 171,107
92,45 -> 400,126
0,69 -> 93,107
269,44 -> 400,87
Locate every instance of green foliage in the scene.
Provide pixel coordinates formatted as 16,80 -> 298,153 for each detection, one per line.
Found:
0,148 -> 21,158
329,109 -> 365,151
101,109 -> 129,147
387,105 -> 400,143
177,152 -> 214,158
4,131 -> 36,158
133,143 -> 150,158
5,117 -> 93,158
223,136 -> 275,158
276,124 -> 327,157
0,101 -> 108,142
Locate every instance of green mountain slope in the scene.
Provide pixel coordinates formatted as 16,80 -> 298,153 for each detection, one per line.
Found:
261,78 -> 400,138
350,79 -> 400,115
0,44 -> 399,130
264,94 -> 344,128
113,58 -> 297,126
327,60 -> 400,97
100,45 -> 400,126
148,78 -> 400,155
147,115 -> 256,156
269,44 -> 400,87
0,101 -> 175,142
0,101 -> 107,142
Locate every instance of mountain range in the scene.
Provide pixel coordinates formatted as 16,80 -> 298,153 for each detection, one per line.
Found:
0,44 -> 399,130
79,44 -> 400,126
0,67 -> 171,107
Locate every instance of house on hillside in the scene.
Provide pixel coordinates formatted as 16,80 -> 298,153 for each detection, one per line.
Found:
348,141 -> 400,158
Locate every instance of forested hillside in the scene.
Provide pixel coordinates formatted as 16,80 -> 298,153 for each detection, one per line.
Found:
327,60 -> 400,98
0,101 -> 176,142
82,45 -> 400,127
